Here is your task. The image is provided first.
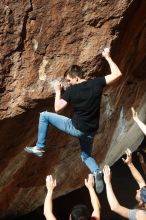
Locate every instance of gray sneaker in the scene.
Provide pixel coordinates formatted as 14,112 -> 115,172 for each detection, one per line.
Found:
24,146 -> 45,157
94,171 -> 104,194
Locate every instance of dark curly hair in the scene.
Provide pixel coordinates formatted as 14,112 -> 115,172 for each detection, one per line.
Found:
70,204 -> 90,220
64,65 -> 85,79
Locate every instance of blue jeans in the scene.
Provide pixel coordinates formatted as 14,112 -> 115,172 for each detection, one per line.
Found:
36,111 -> 101,173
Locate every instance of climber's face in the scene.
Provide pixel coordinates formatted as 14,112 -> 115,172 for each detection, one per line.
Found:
66,75 -> 79,85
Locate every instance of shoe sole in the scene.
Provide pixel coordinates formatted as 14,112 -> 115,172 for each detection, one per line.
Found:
95,179 -> 104,194
24,147 -> 43,158
94,173 -> 104,194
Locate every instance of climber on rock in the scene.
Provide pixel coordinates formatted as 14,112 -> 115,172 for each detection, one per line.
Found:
24,47 -> 122,194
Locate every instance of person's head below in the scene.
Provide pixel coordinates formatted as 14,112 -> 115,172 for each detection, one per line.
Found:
69,204 -> 90,220
64,65 -> 86,85
136,186 -> 146,209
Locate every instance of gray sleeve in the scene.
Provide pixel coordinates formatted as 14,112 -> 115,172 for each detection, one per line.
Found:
128,209 -> 138,220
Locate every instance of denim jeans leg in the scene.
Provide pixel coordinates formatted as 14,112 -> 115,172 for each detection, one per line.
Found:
36,111 -> 100,172
36,111 -> 80,148
36,112 -> 50,148
79,135 -> 101,173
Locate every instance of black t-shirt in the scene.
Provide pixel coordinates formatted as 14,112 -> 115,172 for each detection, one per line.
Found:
62,77 -> 106,132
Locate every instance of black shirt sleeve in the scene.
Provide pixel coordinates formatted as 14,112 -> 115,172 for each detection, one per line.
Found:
62,87 -> 71,102
97,76 -> 106,87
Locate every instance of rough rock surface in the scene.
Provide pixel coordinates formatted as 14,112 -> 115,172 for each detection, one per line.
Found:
0,0 -> 146,218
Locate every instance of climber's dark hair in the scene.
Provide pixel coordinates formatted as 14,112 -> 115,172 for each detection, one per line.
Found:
70,204 -> 90,220
64,65 -> 85,79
